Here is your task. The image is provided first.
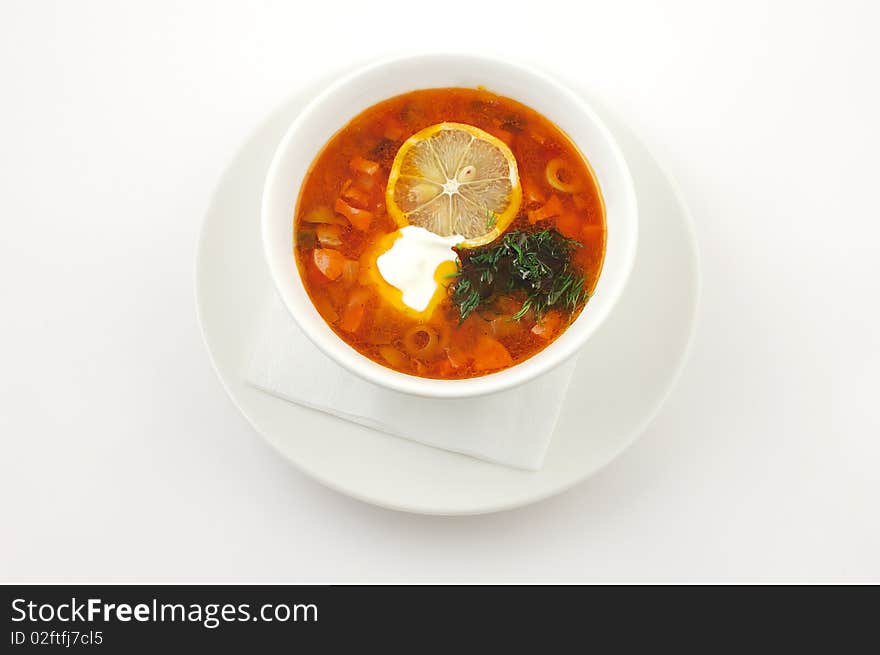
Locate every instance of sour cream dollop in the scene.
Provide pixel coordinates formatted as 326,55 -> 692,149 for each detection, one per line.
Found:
376,226 -> 463,312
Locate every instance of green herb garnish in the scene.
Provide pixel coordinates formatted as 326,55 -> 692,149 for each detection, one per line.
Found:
450,229 -> 589,322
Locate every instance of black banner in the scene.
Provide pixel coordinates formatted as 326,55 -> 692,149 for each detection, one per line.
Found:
2,585 -> 876,650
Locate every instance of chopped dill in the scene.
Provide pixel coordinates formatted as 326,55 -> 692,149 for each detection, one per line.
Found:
450,228 -> 589,322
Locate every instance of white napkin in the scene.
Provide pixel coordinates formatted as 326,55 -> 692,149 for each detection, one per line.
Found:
245,293 -> 578,470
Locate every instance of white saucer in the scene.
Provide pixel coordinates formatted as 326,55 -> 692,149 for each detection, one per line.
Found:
195,84 -> 700,515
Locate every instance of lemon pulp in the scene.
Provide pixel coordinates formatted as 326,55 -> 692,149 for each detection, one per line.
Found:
385,122 -> 521,248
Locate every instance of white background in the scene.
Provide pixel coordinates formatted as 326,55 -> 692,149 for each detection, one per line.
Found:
2,0 -> 877,583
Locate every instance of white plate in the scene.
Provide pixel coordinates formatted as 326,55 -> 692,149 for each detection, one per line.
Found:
195,80 -> 700,515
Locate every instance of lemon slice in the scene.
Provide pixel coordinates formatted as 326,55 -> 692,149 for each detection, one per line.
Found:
386,122 -> 521,248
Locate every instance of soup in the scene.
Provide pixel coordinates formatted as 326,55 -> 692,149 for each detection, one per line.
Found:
294,87 -> 605,379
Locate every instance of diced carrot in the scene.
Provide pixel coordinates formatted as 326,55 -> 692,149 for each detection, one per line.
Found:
315,224 -> 342,247
350,155 -> 379,176
527,195 -> 563,224
312,248 -> 345,280
572,194 -> 589,210
471,336 -> 513,372
338,287 -> 370,333
522,177 -> 546,206
555,211 -> 582,239
531,311 -> 562,340
335,197 -> 373,231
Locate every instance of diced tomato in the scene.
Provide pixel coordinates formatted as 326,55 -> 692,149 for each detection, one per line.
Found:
312,248 -> 345,280
338,287 -> 370,333
522,177 -> 546,206
527,195 -> 563,224
471,336 -> 513,372
555,211 -> 582,239
335,198 -> 373,231
531,311 -> 562,340
350,155 -> 379,176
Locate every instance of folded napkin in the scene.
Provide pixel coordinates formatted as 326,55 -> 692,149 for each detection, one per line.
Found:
245,293 -> 577,470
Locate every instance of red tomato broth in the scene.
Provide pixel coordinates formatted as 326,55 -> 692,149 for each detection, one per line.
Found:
294,87 -> 606,379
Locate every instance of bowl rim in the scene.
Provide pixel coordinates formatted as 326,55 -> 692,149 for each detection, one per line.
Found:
261,53 -> 638,398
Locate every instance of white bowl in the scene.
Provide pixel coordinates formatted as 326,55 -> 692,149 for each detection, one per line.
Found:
262,54 -> 638,398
